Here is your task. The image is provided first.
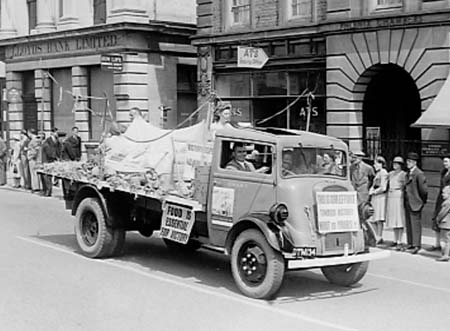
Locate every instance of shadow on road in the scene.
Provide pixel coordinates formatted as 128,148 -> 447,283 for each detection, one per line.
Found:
31,232 -> 379,301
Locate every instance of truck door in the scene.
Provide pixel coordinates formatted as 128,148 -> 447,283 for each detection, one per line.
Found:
207,139 -> 276,246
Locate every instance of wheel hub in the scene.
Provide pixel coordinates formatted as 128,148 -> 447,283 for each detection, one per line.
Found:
81,212 -> 98,246
238,244 -> 267,285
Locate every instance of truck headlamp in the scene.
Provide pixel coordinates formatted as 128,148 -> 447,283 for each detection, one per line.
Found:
270,203 -> 289,225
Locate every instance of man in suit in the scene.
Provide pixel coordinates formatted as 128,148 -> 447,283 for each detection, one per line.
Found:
225,143 -> 268,173
350,150 -> 375,206
62,126 -> 82,161
41,128 -> 62,196
404,152 -> 428,254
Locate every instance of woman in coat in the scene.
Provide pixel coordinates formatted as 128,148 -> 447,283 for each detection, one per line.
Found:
386,156 -> 407,248
369,156 -> 389,244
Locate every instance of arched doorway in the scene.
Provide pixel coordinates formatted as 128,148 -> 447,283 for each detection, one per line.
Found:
362,64 -> 421,164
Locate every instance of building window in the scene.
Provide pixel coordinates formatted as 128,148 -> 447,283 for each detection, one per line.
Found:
94,0 -> 107,25
27,0 -> 37,32
291,0 -> 312,19
226,0 -> 250,27
376,0 -> 403,9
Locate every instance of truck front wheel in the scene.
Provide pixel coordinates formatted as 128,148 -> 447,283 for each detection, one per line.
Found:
231,229 -> 285,299
321,262 -> 369,286
75,198 -> 125,258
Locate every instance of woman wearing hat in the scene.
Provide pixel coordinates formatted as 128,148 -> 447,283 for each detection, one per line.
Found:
210,104 -> 233,138
369,156 -> 389,244
386,156 -> 407,248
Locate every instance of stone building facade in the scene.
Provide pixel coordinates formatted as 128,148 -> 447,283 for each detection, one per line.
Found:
0,0 -> 197,147
193,0 -> 450,207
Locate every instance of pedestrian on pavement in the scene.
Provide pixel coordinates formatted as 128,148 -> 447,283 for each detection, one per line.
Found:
41,128 -> 62,197
428,155 -> 450,252
19,129 -> 31,190
11,135 -> 21,188
62,126 -> 82,161
350,150 -> 375,206
369,156 -> 388,244
386,156 -> 407,249
404,152 -> 428,254
0,134 -> 7,186
434,185 -> 450,262
27,129 -> 42,193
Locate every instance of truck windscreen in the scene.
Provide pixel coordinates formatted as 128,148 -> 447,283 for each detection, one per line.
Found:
281,147 -> 347,178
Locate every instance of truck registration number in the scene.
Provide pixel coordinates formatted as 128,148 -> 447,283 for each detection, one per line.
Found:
293,247 -> 317,258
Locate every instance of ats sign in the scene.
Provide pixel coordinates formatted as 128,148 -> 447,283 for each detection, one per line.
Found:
237,46 -> 269,69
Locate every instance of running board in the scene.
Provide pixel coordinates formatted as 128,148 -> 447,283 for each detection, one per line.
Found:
201,244 -> 226,254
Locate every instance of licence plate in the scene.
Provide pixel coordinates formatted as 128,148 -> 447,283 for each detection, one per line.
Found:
293,247 -> 317,258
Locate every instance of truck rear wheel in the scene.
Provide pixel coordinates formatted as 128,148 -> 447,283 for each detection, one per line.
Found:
75,198 -> 125,258
321,262 -> 369,286
231,229 -> 285,299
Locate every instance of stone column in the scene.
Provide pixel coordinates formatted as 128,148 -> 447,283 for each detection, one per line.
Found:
58,0 -> 79,30
35,0 -> 56,33
0,0 -> 17,38
107,0 -> 148,24
5,71 -> 23,139
35,69 -> 52,132
72,66 -> 89,146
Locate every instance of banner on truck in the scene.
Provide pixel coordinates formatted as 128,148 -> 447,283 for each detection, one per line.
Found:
316,191 -> 359,233
160,201 -> 195,244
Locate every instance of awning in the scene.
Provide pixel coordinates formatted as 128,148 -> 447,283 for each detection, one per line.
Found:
412,74 -> 450,128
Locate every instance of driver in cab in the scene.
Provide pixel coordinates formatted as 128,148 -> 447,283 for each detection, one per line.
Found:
226,143 -> 269,173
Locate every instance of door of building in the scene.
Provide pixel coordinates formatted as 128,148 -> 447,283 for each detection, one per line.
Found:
22,71 -> 37,131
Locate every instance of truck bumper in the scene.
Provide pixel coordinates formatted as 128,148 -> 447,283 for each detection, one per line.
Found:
285,249 -> 390,270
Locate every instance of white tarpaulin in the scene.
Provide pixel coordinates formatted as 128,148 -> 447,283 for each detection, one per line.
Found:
103,117 -> 213,182
412,74 -> 450,128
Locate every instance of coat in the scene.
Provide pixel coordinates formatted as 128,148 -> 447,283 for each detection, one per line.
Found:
404,167 -> 428,212
350,160 -> 375,205
432,169 -> 450,219
41,136 -> 61,163
225,159 -> 256,172
62,135 -> 81,161
435,199 -> 450,230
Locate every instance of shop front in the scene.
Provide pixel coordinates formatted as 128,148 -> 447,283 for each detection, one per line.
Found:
197,36 -> 327,133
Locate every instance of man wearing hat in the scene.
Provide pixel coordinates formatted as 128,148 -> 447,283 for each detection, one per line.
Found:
350,150 -> 375,206
404,152 -> 428,254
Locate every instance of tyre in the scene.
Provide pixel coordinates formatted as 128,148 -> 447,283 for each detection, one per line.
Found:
75,198 -> 124,258
321,261 -> 369,287
163,238 -> 201,252
231,229 -> 285,299
138,228 -> 154,238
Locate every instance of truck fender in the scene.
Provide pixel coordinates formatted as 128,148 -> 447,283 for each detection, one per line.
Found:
72,184 -> 111,225
224,215 -> 282,255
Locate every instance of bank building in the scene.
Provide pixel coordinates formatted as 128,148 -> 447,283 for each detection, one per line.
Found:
193,0 -> 450,211
0,0 -> 197,145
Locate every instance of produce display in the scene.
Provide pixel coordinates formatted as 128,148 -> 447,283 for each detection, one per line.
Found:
38,117 -> 213,199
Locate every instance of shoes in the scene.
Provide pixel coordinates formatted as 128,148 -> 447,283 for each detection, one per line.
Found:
436,256 -> 449,262
376,239 -> 384,245
396,245 -> 405,252
390,242 -> 397,247
411,247 -> 421,255
426,246 -> 442,252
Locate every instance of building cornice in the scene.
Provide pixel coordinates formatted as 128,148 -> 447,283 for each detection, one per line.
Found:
193,8 -> 450,46
0,21 -> 196,47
